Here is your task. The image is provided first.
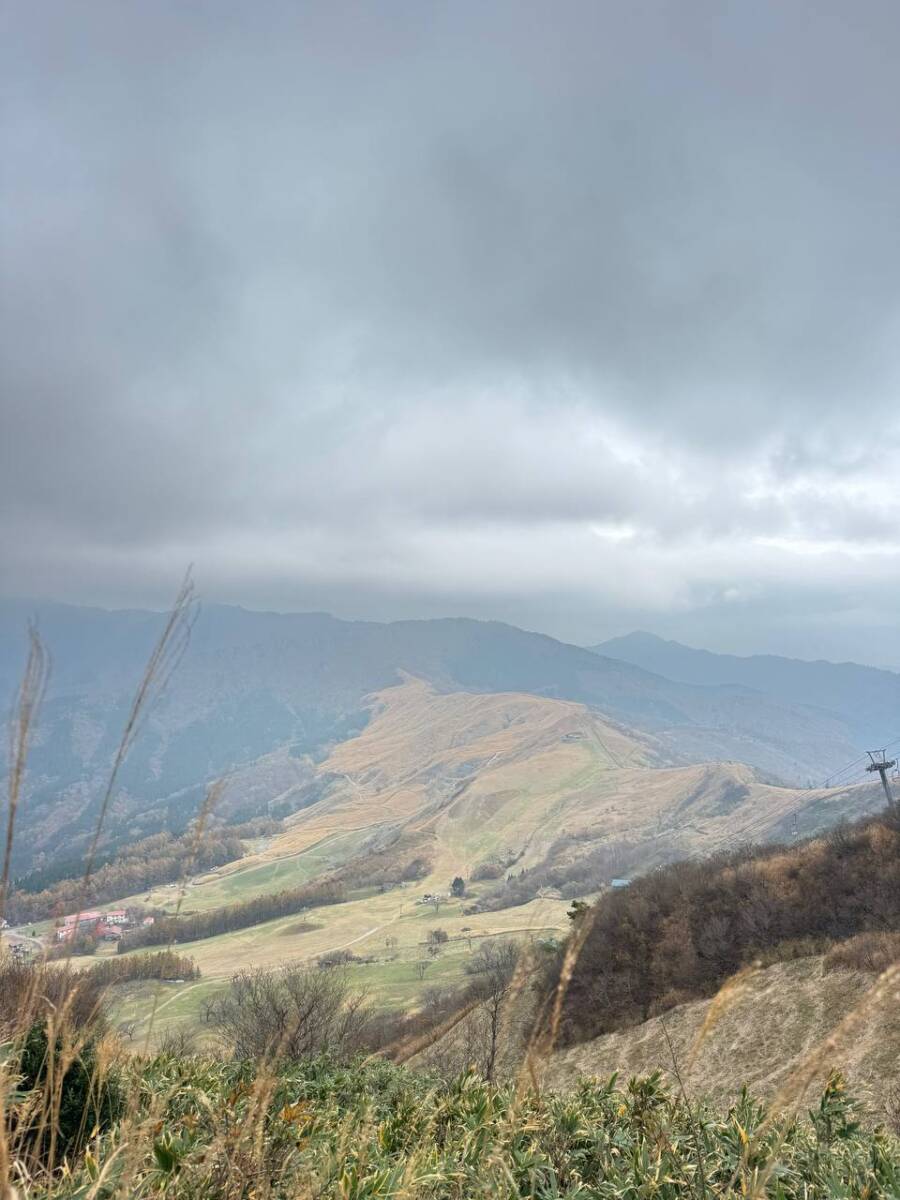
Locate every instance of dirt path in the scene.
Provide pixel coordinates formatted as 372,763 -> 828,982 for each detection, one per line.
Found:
148,979 -> 205,1018
307,898 -> 409,960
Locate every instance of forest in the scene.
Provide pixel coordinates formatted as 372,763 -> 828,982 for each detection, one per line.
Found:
561,809 -> 900,1043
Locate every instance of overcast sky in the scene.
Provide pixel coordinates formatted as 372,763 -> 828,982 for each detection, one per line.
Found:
2,1 -> 899,665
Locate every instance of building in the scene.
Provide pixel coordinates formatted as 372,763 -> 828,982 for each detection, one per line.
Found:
57,910 -> 103,941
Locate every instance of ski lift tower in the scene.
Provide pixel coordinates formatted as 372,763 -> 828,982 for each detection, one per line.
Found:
866,750 -> 897,809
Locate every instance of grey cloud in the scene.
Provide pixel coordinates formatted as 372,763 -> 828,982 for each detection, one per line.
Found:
2,0 -> 900,661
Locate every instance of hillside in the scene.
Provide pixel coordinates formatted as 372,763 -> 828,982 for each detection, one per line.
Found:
558,809 -> 900,1053
36,680 -> 885,1043
594,631 -> 900,756
548,951 -> 900,1125
1,600 -> 875,873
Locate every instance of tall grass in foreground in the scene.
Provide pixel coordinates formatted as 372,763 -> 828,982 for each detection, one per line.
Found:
4,1054 -> 900,1198
2,581 -> 900,1197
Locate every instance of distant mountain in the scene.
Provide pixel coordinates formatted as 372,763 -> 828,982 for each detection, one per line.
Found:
592,632 -> 900,753
0,600 -> 877,872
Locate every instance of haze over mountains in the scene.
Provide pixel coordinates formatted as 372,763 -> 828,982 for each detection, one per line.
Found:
2,598 -> 894,875
593,631 -> 900,755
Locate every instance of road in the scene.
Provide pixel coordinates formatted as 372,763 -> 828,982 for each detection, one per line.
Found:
2,928 -> 44,954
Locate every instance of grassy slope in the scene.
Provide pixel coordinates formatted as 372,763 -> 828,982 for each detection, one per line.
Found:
547,954 -> 899,1123
60,679 -> 883,1040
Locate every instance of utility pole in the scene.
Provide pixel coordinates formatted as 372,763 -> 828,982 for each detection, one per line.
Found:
866,750 -> 897,808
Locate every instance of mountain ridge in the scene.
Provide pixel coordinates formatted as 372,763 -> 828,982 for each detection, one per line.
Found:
0,599 -> 881,872
591,631 -> 900,754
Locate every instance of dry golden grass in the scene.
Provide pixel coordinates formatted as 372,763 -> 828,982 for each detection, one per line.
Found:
2,589 -> 900,1197
546,950 -> 900,1123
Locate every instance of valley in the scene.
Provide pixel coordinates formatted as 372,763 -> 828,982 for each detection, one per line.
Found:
32,676 -> 884,1044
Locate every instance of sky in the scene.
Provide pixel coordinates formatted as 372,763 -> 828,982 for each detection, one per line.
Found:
2,1 -> 899,666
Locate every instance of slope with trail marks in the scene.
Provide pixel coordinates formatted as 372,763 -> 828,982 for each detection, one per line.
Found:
93,678 -> 886,1043
546,954 -> 900,1124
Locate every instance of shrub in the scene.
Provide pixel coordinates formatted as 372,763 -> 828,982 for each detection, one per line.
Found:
317,949 -> 359,968
0,959 -> 106,1040
46,932 -> 98,959
824,931 -> 900,974
211,963 -> 369,1060
14,1024 -> 124,1164
16,1055 -> 900,1198
470,861 -> 504,881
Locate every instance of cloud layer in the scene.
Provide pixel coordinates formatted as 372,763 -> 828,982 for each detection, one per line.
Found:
2,1 -> 899,662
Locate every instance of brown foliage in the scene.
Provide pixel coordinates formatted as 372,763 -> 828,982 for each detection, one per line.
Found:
211,963 -> 369,1060
823,930 -> 900,974
562,813 -> 900,1046
6,829 -> 245,925
0,959 -> 106,1041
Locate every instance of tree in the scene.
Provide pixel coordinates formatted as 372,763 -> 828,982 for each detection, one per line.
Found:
413,960 -> 430,981
212,963 -> 369,1061
451,876 -> 466,898
427,928 -> 449,955
465,939 -> 519,1081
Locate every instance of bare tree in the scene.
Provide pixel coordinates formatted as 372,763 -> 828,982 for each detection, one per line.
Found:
413,960 -> 430,981
465,939 -> 519,1081
426,928 -> 449,957
211,964 -> 369,1061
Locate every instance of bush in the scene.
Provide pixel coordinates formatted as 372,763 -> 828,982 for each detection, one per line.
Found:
824,931 -> 900,974
211,963 -> 369,1060
317,949 -> 359,968
0,959 -> 106,1040
14,1024 -> 124,1164
470,861 -> 504,882
46,932 -> 97,959
17,1055 -> 900,1198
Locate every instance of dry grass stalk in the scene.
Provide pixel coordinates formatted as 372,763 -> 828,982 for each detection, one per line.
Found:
1,626 -> 49,928
75,571 -> 196,922
520,901 -> 598,1093
139,776 -> 225,1056
1,576 -> 196,1195
684,962 -> 762,1074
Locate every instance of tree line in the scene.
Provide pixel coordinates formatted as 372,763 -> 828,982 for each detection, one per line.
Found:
5,829 -> 246,924
561,809 -> 900,1045
471,834 -> 657,912
117,879 -> 346,951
